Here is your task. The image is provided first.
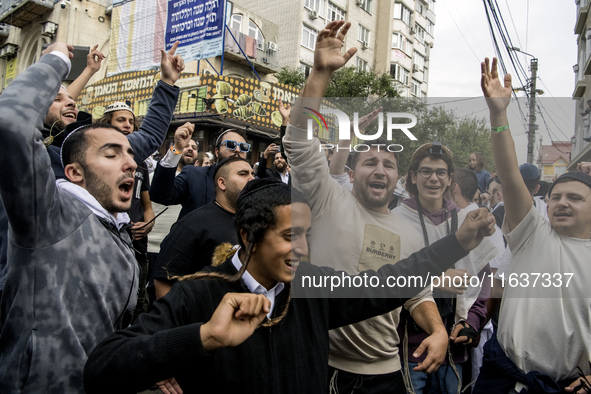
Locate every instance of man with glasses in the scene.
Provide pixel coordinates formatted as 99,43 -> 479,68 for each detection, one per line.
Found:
393,142 -> 495,393
150,123 -> 251,218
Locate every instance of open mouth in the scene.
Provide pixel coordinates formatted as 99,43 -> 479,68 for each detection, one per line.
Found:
554,211 -> 572,218
369,182 -> 386,190
62,112 -> 76,120
118,179 -> 134,197
286,260 -> 299,271
426,185 -> 441,191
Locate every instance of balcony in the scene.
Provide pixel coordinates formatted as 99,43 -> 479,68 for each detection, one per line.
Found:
575,0 -> 589,35
224,29 -> 280,74
0,0 -> 54,28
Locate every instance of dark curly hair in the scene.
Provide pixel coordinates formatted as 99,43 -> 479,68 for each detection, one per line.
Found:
405,143 -> 454,198
176,180 -> 310,327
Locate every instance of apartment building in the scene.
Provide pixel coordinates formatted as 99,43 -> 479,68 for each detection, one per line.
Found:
233,0 -> 436,97
571,0 -> 591,168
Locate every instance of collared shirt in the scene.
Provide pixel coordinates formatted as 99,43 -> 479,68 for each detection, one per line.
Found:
231,250 -> 285,318
279,171 -> 289,185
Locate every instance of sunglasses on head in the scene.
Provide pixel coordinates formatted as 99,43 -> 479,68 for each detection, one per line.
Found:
219,139 -> 251,153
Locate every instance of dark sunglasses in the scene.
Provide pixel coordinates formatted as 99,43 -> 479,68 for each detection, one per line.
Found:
219,139 -> 251,153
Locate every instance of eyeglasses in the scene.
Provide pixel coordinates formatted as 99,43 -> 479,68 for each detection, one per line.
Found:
416,168 -> 449,179
219,139 -> 251,153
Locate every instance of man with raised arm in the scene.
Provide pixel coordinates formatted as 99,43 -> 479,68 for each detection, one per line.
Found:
0,41 -> 183,393
284,21 -> 450,393
474,57 -> 591,394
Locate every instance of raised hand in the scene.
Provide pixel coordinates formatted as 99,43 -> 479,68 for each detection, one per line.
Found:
173,122 -> 195,151
455,207 -> 496,252
87,44 -> 105,73
41,42 -> 74,59
200,293 -> 271,351
160,41 -> 185,86
481,57 -> 512,116
313,20 -> 357,75
278,99 -> 291,125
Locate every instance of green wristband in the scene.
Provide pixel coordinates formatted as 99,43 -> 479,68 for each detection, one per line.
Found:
491,125 -> 509,133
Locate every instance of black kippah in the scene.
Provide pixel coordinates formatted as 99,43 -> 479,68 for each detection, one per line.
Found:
237,177 -> 287,204
548,171 -> 591,196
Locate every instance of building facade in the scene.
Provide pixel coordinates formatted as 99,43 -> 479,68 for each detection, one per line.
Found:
571,0 -> 591,169
232,0 -> 436,97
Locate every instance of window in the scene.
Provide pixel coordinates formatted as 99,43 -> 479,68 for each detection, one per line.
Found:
328,2 -> 346,21
300,62 -> 312,78
230,14 -> 242,31
248,20 -> 265,50
413,51 -> 425,71
305,0 -> 324,15
416,1 -> 425,15
423,66 -> 429,82
426,19 -> 434,36
302,25 -> 318,50
427,0 -> 435,12
392,32 -> 412,55
411,79 -> 423,97
356,57 -> 369,72
555,166 -> 567,176
394,2 -> 412,26
358,25 -> 370,45
358,0 -> 372,14
414,23 -> 425,44
175,86 -> 208,114
390,63 -> 409,85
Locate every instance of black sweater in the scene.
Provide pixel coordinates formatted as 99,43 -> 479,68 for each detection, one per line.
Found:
84,234 -> 468,394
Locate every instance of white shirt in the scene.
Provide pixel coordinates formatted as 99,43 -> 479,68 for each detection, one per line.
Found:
279,171 -> 289,185
231,251 -> 285,318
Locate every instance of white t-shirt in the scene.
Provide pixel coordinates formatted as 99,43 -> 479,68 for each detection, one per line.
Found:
497,206 -> 591,380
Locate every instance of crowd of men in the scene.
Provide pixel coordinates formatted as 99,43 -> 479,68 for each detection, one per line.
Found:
0,20 -> 590,394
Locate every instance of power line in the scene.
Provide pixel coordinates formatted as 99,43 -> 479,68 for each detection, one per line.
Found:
441,0 -> 482,62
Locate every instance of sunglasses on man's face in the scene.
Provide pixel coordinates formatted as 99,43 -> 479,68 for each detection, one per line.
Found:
219,139 -> 251,153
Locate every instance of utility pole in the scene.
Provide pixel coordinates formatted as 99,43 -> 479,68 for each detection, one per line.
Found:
527,59 -> 538,164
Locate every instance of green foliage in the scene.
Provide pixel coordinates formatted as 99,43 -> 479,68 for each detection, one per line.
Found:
275,66 -> 399,98
275,67 -> 306,90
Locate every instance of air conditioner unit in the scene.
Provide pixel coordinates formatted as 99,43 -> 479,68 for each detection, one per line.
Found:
410,27 -> 415,35
256,40 -> 264,50
425,56 -> 430,61
262,57 -> 270,64
0,43 -> 17,59
356,0 -> 364,6
41,21 -> 58,37
0,23 -> 8,36
267,41 -> 278,51
361,41 -> 369,50
412,64 -> 419,72
309,10 -> 318,19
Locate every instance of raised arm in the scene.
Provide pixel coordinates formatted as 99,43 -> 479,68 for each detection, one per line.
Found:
149,123 -> 194,205
127,42 -> 183,162
291,21 -> 357,128
481,57 -> 532,232
67,44 -> 104,101
328,107 -> 382,176
0,43 -> 71,243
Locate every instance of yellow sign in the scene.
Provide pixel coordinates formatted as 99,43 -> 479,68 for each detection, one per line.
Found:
4,58 -> 16,86
77,72 -> 301,133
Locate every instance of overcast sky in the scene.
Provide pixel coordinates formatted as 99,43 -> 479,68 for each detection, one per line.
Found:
427,0 -> 578,163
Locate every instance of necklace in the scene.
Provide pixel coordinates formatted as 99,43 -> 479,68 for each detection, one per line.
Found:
43,121 -> 64,147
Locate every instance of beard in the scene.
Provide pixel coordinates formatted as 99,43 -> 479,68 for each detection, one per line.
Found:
275,162 -> 286,172
44,112 -> 66,130
354,182 -> 393,210
83,165 -> 133,213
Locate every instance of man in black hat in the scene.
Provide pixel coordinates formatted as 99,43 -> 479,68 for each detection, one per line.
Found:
153,157 -> 255,298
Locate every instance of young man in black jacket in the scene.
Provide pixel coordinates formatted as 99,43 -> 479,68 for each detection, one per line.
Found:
84,178 -> 495,394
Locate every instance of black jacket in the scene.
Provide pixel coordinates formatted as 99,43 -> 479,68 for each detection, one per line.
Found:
84,234 -> 468,394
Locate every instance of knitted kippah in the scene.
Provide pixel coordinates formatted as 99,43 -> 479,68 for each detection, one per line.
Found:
548,171 -> 591,196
